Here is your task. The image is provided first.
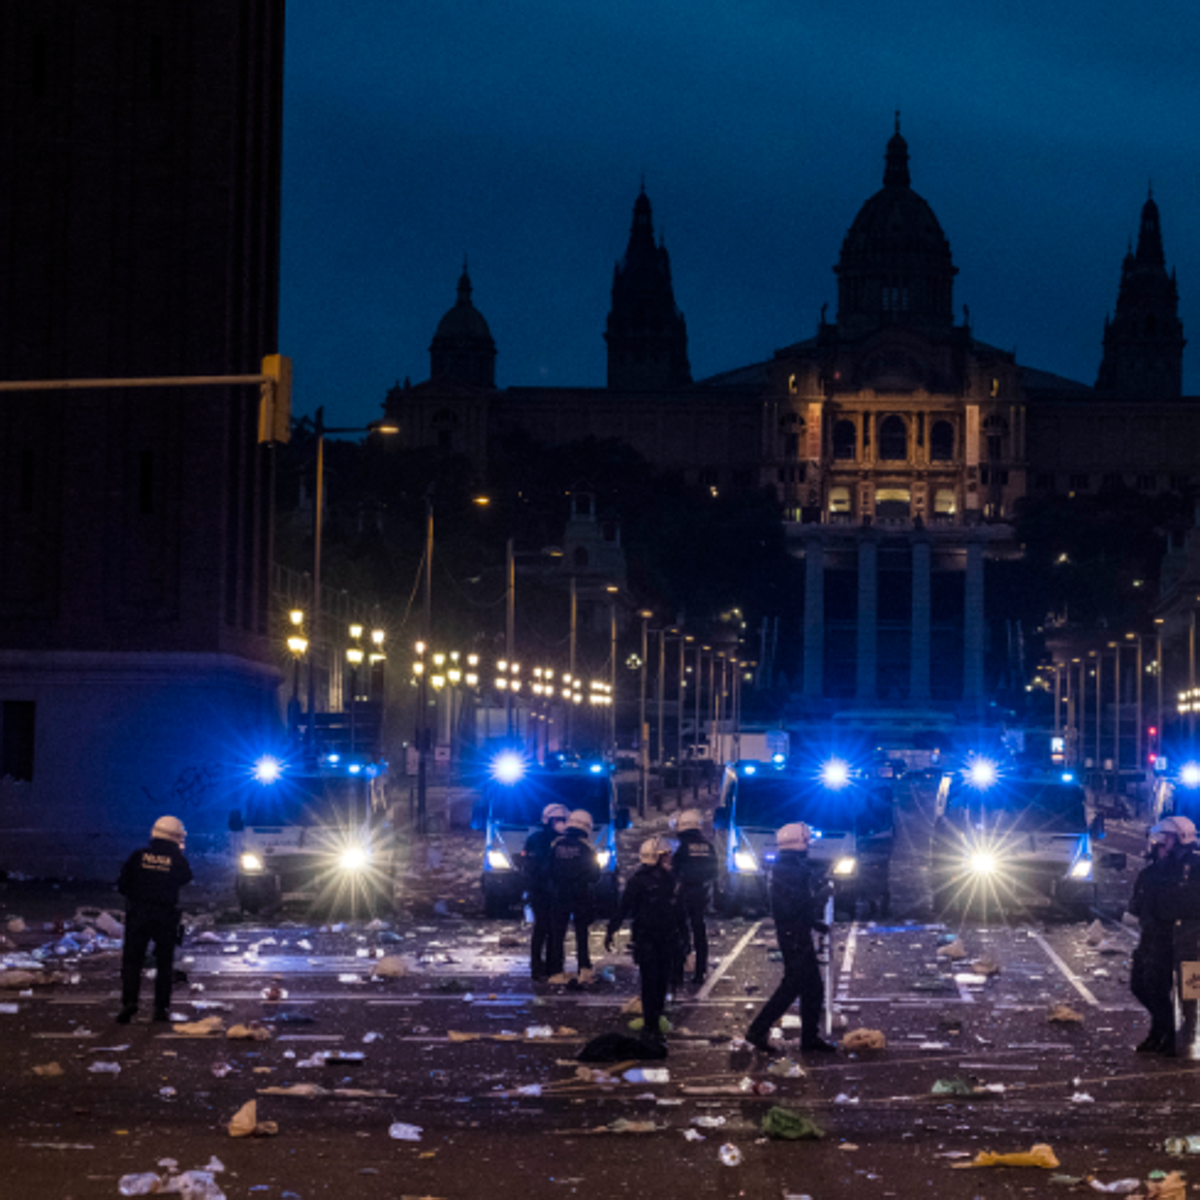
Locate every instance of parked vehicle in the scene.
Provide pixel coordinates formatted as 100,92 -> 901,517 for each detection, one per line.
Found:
472,754 -> 630,918
712,758 -> 894,919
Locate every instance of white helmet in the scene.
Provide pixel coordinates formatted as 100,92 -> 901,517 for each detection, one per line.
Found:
676,809 -> 702,833
566,809 -> 594,837
639,836 -> 671,865
542,803 -> 570,824
1151,815 -> 1198,845
151,815 -> 186,846
776,822 -> 812,851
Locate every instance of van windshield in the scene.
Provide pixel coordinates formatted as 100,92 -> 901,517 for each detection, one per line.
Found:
732,775 -> 858,833
243,776 -> 370,828
945,780 -> 1086,833
489,773 -> 613,828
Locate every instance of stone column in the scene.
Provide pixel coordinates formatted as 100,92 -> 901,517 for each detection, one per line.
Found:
856,537 -> 877,700
803,538 -> 825,698
910,538 -> 931,700
963,540 -> 985,702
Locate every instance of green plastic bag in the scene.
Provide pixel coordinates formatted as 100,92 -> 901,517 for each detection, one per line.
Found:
761,1106 -> 824,1141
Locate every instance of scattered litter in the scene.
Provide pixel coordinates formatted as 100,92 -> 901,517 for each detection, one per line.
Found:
951,1143 -> 1061,1169
118,1174 -> 163,1195
525,1025 -> 554,1039
767,1058 -> 804,1078
227,1023 -> 272,1041
691,1116 -> 727,1128
1145,1172 -> 1186,1199
761,1106 -> 825,1141
838,1142 -> 859,1151
363,1031 -> 382,1043
32,1062 -> 63,1077
227,1099 -> 278,1138
0,1003 -> 19,1014
842,1028 -> 886,1051
1164,1135 -> 1200,1156
88,1061 -> 120,1074
1071,1092 -> 1095,1104
389,1122 -> 423,1141
919,1041 -> 952,1051
1048,1004 -> 1084,1023
832,1092 -> 859,1105
159,1086 -> 177,1099
971,957 -> 1001,975
7,917 -> 27,933
937,938 -> 967,960
173,1016 -> 225,1037
1085,920 -> 1107,945
718,1143 -> 743,1166
372,956 -> 407,979
624,1067 -> 669,1084
682,1128 -> 705,1142
1087,1180 -> 1142,1194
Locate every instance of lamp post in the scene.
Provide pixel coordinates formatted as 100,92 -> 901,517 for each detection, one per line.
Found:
638,609 -> 652,817
304,406 -> 397,756
346,644 -> 364,758
286,620 -> 308,738
606,586 -> 619,760
1155,618 -> 1164,766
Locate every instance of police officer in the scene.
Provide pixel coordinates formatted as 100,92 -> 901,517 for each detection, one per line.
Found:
605,836 -> 688,1049
547,809 -> 600,977
1129,815 -> 1200,1054
745,822 -> 837,1055
672,808 -> 718,986
116,815 -> 193,1024
522,803 -> 569,980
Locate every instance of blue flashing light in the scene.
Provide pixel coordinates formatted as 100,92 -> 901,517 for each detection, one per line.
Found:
966,757 -> 998,789
326,753 -> 341,765
771,752 -> 787,765
1181,763 -> 1200,788
588,763 -> 603,774
820,758 -> 850,789
742,763 -> 758,776
348,763 -> 363,775
491,751 -> 527,785
1061,771 -> 1075,783
253,756 -> 282,785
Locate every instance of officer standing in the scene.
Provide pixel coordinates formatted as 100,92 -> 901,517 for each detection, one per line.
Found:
605,836 -> 688,1049
1129,815 -> 1200,1055
116,815 -> 193,1024
547,809 -> 600,977
672,808 -> 718,986
745,822 -> 837,1055
522,802 -> 569,980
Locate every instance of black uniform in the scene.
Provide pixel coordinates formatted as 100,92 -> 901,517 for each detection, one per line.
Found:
522,823 -> 557,979
672,828 -> 718,982
746,848 -> 831,1051
606,863 -> 689,1042
547,828 -> 600,976
117,837 -> 193,1017
1130,843 -> 1200,1052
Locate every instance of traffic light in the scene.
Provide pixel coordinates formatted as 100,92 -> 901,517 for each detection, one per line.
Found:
1147,725 -> 1159,765
258,354 -> 292,444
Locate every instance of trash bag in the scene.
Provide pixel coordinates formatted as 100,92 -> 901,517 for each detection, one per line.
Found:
951,1143 -> 1060,1169
761,1106 -> 825,1141
577,1032 -> 667,1062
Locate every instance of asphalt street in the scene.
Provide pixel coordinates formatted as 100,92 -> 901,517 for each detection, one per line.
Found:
1,781 -> 1197,1199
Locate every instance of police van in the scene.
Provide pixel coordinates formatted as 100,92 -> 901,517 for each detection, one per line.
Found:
930,758 -> 1112,916
228,754 -> 394,917
472,754 -> 629,918
1151,761 -> 1200,827
712,758 -> 895,919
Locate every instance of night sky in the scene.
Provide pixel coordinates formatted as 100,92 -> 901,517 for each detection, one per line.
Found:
279,1 -> 1200,432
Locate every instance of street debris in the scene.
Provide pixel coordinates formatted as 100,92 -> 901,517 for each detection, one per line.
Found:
88,1061 -> 120,1074
227,1099 -> 278,1137
1048,1003 -> 1084,1023
937,937 -> 967,960
767,1058 -> 805,1077
1164,1135 -> 1200,1155
951,1143 -> 1061,1169
372,955 -> 407,978
259,1084 -> 396,1098
761,1106 -> 824,1141
718,1143 -> 743,1165
841,1028 -> 886,1051
623,1067 -> 669,1083
1086,1179 -> 1142,1194
389,1121 -> 423,1141
31,1062 -> 63,1076
227,1022 -> 272,1041
173,1015 -> 225,1036
971,956 -> 1002,975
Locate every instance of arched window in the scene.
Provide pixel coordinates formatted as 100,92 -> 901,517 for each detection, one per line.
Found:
879,415 -> 907,461
930,420 -> 954,461
833,419 -> 857,460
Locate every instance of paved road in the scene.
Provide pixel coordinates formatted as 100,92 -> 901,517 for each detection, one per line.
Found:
1,781 -> 1194,1199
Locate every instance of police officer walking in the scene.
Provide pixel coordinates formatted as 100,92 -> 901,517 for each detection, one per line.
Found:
672,808 -> 717,986
605,836 -> 688,1049
745,822 -> 837,1055
116,815 -> 193,1024
547,809 -> 600,977
1129,815 -> 1200,1055
522,803 -> 569,980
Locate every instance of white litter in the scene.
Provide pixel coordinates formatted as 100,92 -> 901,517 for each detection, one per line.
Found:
88,1061 -> 120,1074
389,1122 -> 423,1141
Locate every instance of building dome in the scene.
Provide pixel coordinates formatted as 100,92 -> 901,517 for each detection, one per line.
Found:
430,263 -> 497,388
835,118 -> 957,337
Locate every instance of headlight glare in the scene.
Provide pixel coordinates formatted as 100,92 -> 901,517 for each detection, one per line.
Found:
240,852 -> 264,873
486,849 -> 511,870
340,846 -> 368,871
968,851 -> 997,876
595,850 -> 612,869
733,849 -> 759,873
832,856 -> 856,876
1070,859 -> 1093,879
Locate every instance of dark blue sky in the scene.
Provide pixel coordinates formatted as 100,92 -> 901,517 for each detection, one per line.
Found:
279,1 -> 1200,431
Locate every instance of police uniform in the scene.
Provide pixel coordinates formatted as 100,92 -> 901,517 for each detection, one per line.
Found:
547,817 -> 600,976
522,806 -> 567,979
746,824 -> 836,1054
116,818 -> 193,1022
606,842 -> 688,1045
672,823 -> 718,983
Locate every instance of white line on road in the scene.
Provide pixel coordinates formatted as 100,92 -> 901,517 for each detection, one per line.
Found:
835,921 -> 859,1001
696,921 -> 762,1002
1029,928 -> 1099,1006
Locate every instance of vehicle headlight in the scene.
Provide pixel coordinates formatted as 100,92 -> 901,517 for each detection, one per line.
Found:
240,853 -> 264,873
595,850 -> 612,869
486,849 -> 511,871
832,856 -> 857,877
733,849 -> 759,873
1070,859 -> 1093,879
968,852 -> 997,876
340,847 -> 368,871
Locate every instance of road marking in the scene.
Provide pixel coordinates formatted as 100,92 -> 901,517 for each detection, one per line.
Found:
835,921 -> 859,1001
1028,928 -> 1099,1006
696,921 -> 762,1002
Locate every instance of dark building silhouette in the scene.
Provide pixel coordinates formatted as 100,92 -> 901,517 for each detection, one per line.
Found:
387,121 -> 1200,723
0,1 -> 285,876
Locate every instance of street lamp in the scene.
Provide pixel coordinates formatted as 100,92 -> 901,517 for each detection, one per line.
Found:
346,644 -> 364,758
286,631 -> 308,735
638,610 -> 653,817
305,406 -> 397,755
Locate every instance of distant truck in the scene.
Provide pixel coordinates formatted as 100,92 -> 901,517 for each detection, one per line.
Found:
709,728 -> 789,765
